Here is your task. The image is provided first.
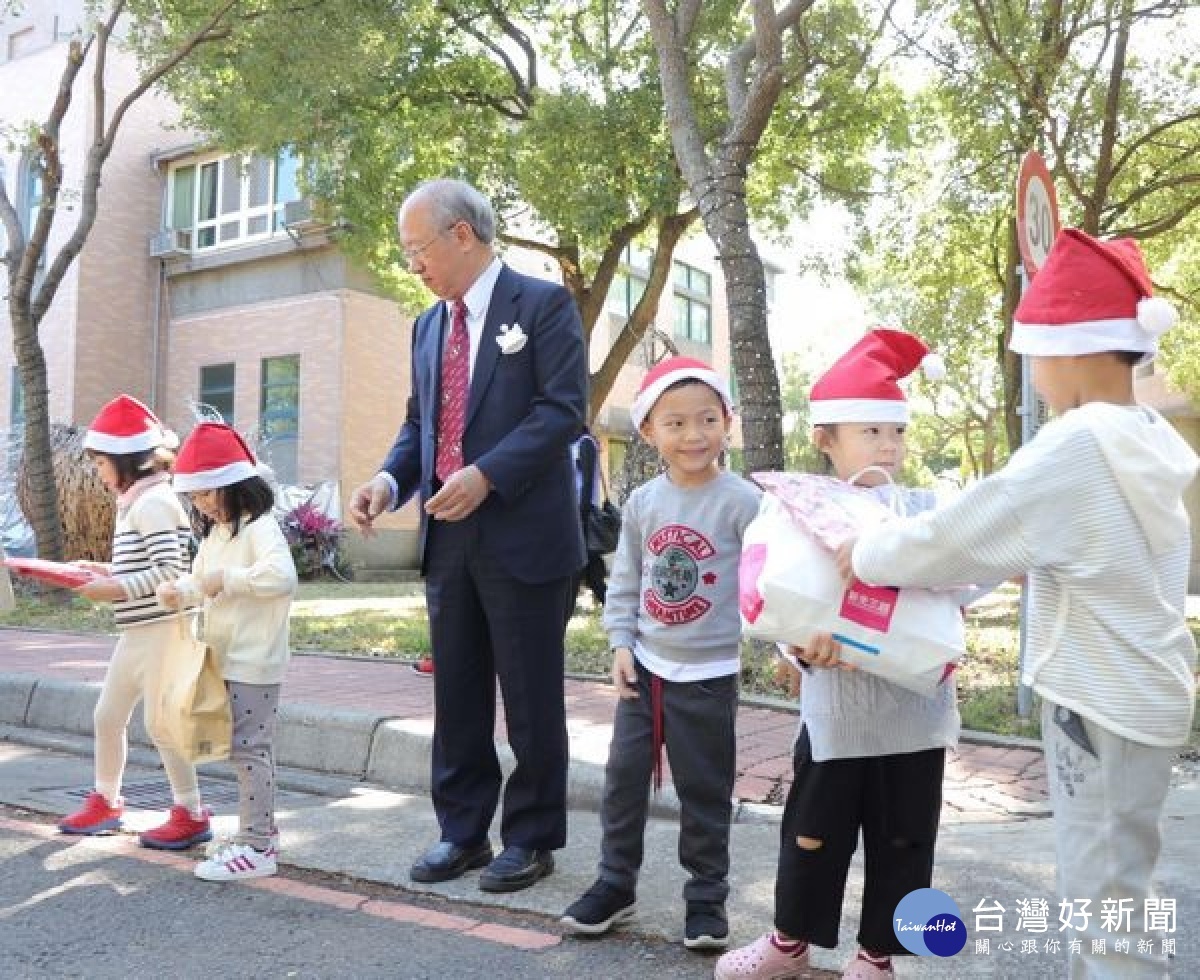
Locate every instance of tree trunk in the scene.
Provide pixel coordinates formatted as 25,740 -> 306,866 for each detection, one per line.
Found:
640,0 -> 789,474
697,148 -> 784,473
9,307 -> 63,560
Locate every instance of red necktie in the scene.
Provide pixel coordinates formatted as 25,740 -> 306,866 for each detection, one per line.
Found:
435,300 -> 469,481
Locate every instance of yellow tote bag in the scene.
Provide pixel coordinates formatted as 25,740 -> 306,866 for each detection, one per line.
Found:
155,615 -> 232,764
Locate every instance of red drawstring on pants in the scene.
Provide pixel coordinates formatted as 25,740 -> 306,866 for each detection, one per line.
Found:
651,673 -> 665,793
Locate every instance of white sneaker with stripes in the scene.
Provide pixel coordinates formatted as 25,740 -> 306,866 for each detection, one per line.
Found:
194,840 -> 278,882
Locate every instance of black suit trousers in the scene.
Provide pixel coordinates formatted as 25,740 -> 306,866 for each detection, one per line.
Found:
423,514 -> 571,851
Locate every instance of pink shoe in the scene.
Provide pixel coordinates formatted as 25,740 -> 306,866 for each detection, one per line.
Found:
714,932 -> 809,980
841,952 -> 894,979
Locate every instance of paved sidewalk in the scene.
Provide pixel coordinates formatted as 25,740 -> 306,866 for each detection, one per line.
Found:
0,627 -> 1049,823
5,627 -> 1200,978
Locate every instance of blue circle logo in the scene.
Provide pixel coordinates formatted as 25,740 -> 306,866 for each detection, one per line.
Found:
892,888 -> 967,956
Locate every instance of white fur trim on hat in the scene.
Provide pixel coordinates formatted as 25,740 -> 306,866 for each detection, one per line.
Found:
631,365 -> 733,430
809,398 -> 910,426
83,428 -> 171,454
172,460 -> 258,493
1009,316 -> 1156,361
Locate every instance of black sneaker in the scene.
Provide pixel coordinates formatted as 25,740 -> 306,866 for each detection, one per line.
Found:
684,900 -> 729,950
560,880 -> 637,935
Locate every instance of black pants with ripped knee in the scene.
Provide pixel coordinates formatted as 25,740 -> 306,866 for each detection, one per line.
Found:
774,727 -> 945,953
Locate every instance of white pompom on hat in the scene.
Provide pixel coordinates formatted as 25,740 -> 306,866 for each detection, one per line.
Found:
809,328 -> 939,426
173,422 -> 260,492
631,355 -> 734,430
1010,228 -> 1176,365
84,394 -> 177,454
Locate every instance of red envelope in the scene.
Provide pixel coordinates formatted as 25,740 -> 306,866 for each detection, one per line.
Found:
4,557 -> 97,589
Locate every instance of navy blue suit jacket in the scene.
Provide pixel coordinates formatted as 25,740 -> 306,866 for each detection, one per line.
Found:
382,264 -> 587,583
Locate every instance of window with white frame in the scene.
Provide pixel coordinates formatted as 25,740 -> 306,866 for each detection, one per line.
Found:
764,265 -> 778,308
606,244 -> 651,318
10,365 -> 25,432
672,260 -> 712,344
199,363 -> 236,426
19,155 -> 43,269
166,150 -> 301,252
260,355 -> 299,484
6,27 -> 37,61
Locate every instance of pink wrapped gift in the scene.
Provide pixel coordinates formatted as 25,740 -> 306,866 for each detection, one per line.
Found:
738,477 -> 963,696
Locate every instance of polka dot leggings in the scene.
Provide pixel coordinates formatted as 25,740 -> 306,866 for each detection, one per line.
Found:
228,681 -> 281,852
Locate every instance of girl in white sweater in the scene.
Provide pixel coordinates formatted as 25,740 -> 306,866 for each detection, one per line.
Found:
158,422 -> 297,882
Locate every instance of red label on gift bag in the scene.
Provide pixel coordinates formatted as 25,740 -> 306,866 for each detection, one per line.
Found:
839,581 -> 899,632
738,542 -> 768,623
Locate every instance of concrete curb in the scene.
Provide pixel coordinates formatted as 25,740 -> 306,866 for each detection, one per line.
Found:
0,672 -> 684,818
0,670 -> 1045,825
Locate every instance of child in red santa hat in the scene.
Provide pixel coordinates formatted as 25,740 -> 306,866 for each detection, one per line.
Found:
61,395 -> 212,850
157,422 -> 297,882
841,230 -> 1197,979
561,356 -> 760,952
718,328 -> 959,980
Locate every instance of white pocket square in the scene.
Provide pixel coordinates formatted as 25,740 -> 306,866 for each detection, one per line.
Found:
496,323 -> 527,354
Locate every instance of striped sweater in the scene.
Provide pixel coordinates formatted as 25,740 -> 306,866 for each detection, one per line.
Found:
111,474 -> 192,629
799,485 -> 962,762
853,403 -> 1198,747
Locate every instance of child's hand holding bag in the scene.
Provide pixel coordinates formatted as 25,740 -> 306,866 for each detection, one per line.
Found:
738,472 -> 966,697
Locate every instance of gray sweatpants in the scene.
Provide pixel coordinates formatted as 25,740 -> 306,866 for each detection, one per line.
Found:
597,660 -> 738,904
228,681 -> 281,852
1042,700 -> 1175,979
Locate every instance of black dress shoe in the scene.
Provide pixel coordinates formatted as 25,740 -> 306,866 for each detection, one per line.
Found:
478,846 -> 555,893
409,840 -> 493,883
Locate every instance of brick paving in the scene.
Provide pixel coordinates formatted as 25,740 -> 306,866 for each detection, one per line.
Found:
0,628 -> 1050,822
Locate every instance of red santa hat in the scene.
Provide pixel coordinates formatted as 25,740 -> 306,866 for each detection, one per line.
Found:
1011,228 -> 1176,364
172,423 -> 260,492
809,328 -> 944,426
630,355 -> 734,430
84,394 -> 177,454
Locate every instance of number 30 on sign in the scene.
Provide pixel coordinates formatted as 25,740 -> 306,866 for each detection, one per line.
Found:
1016,151 -> 1061,280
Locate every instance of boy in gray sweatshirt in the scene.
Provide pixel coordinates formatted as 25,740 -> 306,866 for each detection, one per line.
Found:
560,357 -> 760,951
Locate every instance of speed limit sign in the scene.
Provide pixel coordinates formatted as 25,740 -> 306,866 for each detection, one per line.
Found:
1016,151 -> 1061,280
1014,150 -> 1061,720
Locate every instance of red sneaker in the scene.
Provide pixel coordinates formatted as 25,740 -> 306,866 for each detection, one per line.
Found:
139,805 -> 213,850
412,655 -> 434,675
59,791 -> 124,835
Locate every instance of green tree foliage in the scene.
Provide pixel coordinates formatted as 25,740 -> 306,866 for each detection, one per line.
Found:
1146,210 -> 1200,401
859,111 -> 1010,479
146,0 -> 901,443
0,0 -> 289,560
143,0 -> 698,419
642,0 -> 906,471
876,0 -> 1200,448
778,351 -> 821,472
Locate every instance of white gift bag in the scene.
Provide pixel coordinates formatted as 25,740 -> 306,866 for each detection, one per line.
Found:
738,480 -> 965,697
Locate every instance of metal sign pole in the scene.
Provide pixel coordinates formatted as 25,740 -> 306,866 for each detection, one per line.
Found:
1015,267 -> 1042,719
1013,151 -> 1059,721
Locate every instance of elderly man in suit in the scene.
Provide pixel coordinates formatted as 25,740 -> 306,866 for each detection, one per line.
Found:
350,179 -> 587,893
